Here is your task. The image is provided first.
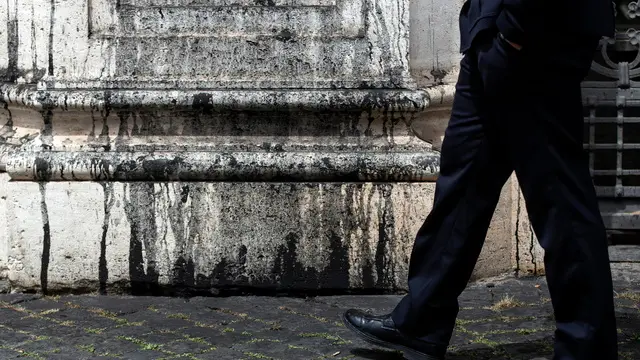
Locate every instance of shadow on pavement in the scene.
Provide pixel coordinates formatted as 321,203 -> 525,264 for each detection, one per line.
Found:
349,311 -> 640,360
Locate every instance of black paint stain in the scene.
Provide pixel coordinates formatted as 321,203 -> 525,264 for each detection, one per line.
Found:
180,185 -> 189,203
128,221 -> 146,294
255,0 -> 276,6
34,157 -> 52,181
113,160 -> 137,180
99,183 -> 115,295
41,109 -> 53,150
166,227 -> 351,294
270,231 -> 350,290
0,102 -> 15,141
89,158 -> 112,180
48,0 -> 55,75
375,185 -> 395,289
99,110 -> 111,151
171,244 -> 250,296
114,110 -> 130,151
31,2 -> 37,73
430,68 -> 448,86
192,93 -> 213,112
89,110 -> 111,152
141,157 -> 185,181
347,184 -> 377,288
6,5 -> 18,81
275,29 -> 295,42
39,183 -> 51,295
172,256 -> 195,297
125,184 -> 161,295
322,231 -> 350,288
167,184 -> 202,296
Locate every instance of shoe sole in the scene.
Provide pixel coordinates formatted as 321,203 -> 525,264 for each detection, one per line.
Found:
341,313 -> 443,360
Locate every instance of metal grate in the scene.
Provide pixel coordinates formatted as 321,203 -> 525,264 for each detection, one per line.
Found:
583,93 -> 640,198
581,3 -> 640,234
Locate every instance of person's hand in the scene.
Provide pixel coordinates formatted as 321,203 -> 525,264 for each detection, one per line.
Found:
499,33 -> 522,50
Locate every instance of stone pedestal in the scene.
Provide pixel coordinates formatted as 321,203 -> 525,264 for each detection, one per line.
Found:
0,0 -> 520,293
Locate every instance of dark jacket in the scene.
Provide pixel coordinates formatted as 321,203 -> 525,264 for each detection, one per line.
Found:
459,0 -> 615,53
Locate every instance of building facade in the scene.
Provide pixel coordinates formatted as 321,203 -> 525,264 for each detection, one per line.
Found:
0,0 -> 635,293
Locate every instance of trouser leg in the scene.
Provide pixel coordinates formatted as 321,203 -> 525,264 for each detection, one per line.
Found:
392,32 -> 617,360
502,78 -> 617,360
485,37 -> 618,360
391,48 -> 513,346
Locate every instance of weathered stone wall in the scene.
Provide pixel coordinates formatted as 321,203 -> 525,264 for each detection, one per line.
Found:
410,0 -> 465,87
0,0 -> 526,294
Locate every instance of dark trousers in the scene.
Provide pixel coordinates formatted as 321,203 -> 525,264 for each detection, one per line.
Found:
391,32 -> 618,360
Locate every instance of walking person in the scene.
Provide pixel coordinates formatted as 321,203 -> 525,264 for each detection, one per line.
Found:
341,0 -> 618,359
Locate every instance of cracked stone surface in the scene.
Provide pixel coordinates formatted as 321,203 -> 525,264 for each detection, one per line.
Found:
0,277 -> 637,360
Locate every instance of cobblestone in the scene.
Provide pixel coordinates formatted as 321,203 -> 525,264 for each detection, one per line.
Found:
0,277 -> 637,359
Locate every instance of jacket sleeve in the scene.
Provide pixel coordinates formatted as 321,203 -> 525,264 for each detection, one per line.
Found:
496,0 -> 546,46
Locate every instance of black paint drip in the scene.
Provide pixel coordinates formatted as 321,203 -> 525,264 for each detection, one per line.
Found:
375,185 -> 395,289
0,103 -> 15,140
39,183 -> 51,295
99,183 -> 114,294
41,110 -> 53,151
125,183 -> 161,295
6,8 -> 18,82
48,0 -> 55,75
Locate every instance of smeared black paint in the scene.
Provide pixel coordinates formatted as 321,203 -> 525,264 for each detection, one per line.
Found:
141,157 -> 185,181
208,244 -> 251,288
113,160 -> 138,180
128,221 -> 146,295
169,244 -> 251,296
180,185 -> 189,203
30,150 -> 437,182
255,0 -> 276,6
5,8 -> 18,81
125,183 -> 161,295
88,158 -> 112,180
172,256 -> 195,297
0,102 -> 15,141
165,183 -> 196,294
34,157 -> 52,181
48,0 -> 55,75
375,185 -> 395,289
99,109 -> 111,151
237,244 -> 248,274
39,183 -> 51,295
114,110 -> 130,151
270,231 -> 350,290
430,68 -> 448,85
192,93 -> 213,112
99,183 -> 115,295
111,182 -> 408,295
275,29 -> 295,42
322,231 -> 350,288
40,110 -> 53,150
30,4 -> 37,74
345,184 -> 377,288
164,227 -> 350,293
88,109 -> 112,152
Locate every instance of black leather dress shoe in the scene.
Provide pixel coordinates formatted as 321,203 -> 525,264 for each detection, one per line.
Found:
342,309 -> 446,360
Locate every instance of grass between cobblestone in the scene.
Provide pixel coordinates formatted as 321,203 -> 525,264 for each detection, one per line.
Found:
0,278 -> 635,359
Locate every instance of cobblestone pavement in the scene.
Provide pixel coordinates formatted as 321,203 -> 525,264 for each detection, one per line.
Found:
0,277 -> 637,360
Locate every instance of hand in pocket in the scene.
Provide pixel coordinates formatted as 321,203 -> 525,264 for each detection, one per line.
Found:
476,33 -> 526,97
